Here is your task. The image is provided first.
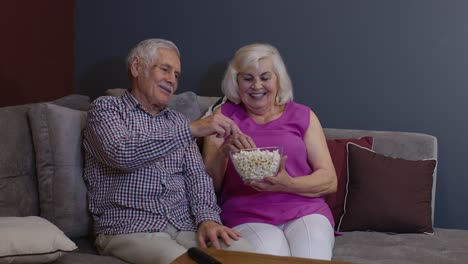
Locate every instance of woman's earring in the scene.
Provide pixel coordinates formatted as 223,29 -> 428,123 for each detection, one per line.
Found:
275,96 -> 281,104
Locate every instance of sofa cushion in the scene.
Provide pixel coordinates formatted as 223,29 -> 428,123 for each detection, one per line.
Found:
168,91 -> 202,121
0,216 -> 77,264
337,143 -> 436,233
333,228 -> 468,263
325,137 -> 373,228
0,104 -> 39,217
0,94 -> 91,218
28,103 -> 90,238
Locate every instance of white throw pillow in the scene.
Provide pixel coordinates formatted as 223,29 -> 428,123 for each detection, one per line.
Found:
0,216 -> 77,264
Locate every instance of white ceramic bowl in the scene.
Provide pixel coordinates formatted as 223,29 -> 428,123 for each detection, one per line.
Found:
230,146 -> 283,182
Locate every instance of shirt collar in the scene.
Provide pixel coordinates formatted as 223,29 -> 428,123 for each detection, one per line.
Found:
122,90 -> 170,116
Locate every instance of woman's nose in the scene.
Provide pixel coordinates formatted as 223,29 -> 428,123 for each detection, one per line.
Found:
251,78 -> 262,89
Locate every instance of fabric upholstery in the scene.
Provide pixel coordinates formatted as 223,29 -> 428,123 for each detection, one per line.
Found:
0,94 -> 90,218
338,143 -> 436,233
167,91 -> 202,121
333,228 -> 468,264
51,94 -> 91,111
52,253 -> 129,264
197,95 -> 223,116
0,104 -> 39,217
28,103 -> 91,238
104,88 -> 127,97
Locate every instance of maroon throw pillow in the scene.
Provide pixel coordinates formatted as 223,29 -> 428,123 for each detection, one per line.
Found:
325,137 -> 373,229
338,143 -> 436,233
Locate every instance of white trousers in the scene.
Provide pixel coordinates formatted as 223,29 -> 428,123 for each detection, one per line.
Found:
233,214 -> 335,260
95,223 -> 253,264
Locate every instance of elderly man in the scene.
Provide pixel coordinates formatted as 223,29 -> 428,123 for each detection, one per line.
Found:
83,38 -> 251,264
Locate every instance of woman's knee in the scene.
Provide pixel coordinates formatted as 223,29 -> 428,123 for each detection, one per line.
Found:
234,223 -> 290,256
284,214 -> 335,259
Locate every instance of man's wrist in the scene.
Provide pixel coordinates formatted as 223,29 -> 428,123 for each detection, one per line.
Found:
178,119 -> 196,144
196,215 -> 222,228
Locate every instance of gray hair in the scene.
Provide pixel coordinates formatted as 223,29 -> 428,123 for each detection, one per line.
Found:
126,38 -> 180,79
222,43 -> 293,105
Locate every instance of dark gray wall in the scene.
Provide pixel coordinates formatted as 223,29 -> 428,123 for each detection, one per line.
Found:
75,0 -> 468,230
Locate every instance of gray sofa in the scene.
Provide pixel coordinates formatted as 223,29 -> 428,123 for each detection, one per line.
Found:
1,89 -> 467,264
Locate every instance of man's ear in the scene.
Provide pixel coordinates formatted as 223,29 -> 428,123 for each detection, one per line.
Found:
130,57 -> 140,78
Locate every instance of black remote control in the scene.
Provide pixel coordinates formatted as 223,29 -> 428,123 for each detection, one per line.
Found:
187,247 -> 221,264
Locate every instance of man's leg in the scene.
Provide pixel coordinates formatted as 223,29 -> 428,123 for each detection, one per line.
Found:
283,214 -> 335,260
96,224 -> 254,264
233,223 -> 290,256
95,229 -> 187,264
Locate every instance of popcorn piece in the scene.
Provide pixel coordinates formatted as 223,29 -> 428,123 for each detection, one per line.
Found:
231,148 -> 281,181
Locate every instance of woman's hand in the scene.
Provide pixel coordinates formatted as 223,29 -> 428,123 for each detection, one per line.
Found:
219,133 -> 256,157
248,156 -> 294,192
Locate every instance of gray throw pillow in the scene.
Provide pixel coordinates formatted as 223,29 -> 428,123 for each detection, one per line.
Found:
0,104 -> 39,217
168,91 -> 202,121
28,103 -> 90,238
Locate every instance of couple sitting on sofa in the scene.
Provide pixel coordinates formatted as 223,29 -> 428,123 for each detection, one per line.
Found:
82,38 -> 337,264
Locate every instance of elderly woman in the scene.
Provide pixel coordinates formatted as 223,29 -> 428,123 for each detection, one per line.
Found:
203,43 -> 337,260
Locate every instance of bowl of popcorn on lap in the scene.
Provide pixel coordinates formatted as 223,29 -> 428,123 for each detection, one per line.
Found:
230,146 -> 283,182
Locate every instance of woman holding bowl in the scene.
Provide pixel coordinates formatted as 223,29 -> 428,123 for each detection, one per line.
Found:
203,43 -> 337,260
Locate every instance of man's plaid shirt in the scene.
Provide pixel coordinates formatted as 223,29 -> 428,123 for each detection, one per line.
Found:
83,91 -> 221,235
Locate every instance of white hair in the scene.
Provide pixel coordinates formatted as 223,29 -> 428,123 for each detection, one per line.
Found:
126,38 -> 180,78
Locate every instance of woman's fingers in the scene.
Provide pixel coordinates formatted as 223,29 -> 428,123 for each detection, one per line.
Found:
236,134 -> 255,149
229,133 -> 256,149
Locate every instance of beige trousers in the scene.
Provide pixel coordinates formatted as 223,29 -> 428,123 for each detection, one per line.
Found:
95,223 -> 253,264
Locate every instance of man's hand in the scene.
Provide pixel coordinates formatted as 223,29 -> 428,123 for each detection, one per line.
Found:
218,133 -> 256,157
190,112 -> 241,138
196,220 -> 241,249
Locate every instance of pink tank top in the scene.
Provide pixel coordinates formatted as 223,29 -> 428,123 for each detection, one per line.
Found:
219,101 -> 334,228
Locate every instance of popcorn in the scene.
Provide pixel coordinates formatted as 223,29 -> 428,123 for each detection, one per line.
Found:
231,147 -> 282,181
